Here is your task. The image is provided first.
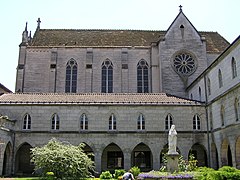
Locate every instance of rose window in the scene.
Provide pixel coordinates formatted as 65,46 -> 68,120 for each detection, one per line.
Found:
173,53 -> 196,76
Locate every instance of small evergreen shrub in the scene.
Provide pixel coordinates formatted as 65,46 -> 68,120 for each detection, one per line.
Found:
46,171 -> 55,180
218,166 -> 240,180
129,166 -> 141,178
114,169 -> 126,179
100,170 -> 113,179
196,167 -> 221,180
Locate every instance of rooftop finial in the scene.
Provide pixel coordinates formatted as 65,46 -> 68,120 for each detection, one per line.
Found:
179,5 -> 183,12
25,22 -> 28,31
37,18 -> 41,29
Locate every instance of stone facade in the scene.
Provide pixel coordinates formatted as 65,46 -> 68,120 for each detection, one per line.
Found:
0,8 -> 239,176
187,36 -> 240,169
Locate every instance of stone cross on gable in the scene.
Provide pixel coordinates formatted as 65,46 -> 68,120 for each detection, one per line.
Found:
37,18 -> 41,29
179,5 -> 183,12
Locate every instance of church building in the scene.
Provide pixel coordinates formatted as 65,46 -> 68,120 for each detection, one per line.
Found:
0,7 -> 239,176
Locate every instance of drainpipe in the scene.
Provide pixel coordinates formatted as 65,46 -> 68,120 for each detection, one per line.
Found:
11,130 -> 15,176
203,75 -> 211,167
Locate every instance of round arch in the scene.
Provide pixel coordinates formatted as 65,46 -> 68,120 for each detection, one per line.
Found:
15,142 -> 34,175
132,143 -> 152,172
221,139 -> 232,166
189,143 -> 208,167
101,143 -> 123,172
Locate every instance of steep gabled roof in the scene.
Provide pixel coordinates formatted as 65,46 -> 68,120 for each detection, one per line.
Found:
165,10 -> 201,39
0,93 -> 202,106
30,29 -> 229,54
0,83 -> 12,94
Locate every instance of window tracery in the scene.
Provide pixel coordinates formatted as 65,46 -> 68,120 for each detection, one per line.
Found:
172,52 -> 197,76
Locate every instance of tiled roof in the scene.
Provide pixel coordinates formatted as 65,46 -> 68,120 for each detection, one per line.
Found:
30,29 -> 229,53
0,83 -> 12,94
0,93 -> 202,105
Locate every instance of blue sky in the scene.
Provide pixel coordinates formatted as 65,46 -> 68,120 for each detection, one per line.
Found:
0,0 -> 239,92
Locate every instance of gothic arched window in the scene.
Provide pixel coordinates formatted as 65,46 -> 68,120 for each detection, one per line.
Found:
165,114 -> 173,130
137,113 -> 145,130
102,60 -> 113,93
199,87 -> 202,101
51,113 -> 60,130
207,77 -> 211,95
65,59 -> 77,93
193,114 -> 201,130
109,114 -> 116,130
209,110 -> 213,130
221,105 -> 225,126
137,60 -> 149,93
23,114 -> 31,130
80,113 -> 88,130
218,69 -> 223,88
235,98 -> 239,121
232,57 -> 237,79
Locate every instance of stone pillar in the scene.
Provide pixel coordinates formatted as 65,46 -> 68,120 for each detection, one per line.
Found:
0,143 -> 5,176
152,150 -> 160,170
123,151 -> 131,170
94,151 -> 102,176
166,154 -> 180,173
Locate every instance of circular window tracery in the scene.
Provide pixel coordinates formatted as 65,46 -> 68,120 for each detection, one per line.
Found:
172,52 -> 196,76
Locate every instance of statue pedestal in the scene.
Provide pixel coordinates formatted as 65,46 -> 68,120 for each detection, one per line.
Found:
166,154 -> 180,173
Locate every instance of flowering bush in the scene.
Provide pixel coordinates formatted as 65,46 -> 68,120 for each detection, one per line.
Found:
137,171 -> 193,179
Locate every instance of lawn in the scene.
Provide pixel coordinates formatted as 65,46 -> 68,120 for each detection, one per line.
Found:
0,178 -> 39,180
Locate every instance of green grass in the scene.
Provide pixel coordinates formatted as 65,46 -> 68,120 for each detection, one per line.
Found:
0,178 -> 100,180
0,178 -> 39,180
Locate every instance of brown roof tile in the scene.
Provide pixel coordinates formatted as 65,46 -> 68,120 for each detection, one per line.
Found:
0,93 -> 202,105
30,29 -> 229,53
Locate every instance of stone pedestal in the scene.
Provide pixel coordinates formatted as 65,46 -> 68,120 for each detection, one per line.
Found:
166,154 -> 180,173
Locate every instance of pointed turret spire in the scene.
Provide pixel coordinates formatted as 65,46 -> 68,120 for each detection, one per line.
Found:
21,22 -> 29,44
28,31 -> 32,42
25,22 -> 28,31
37,18 -> 41,29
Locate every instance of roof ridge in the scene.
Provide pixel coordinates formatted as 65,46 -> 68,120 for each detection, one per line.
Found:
39,29 -> 166,32
12,92 -> 168,95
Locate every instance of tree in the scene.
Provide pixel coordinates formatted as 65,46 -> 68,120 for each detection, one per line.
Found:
31,138 -> 95,179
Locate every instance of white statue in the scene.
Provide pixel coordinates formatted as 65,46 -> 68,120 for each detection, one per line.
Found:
168,125 -> 178,154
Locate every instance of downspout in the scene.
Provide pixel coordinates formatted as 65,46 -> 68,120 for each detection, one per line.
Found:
203,75 -> 211,167
150,45 -> 153,93
11,131 -> 15,176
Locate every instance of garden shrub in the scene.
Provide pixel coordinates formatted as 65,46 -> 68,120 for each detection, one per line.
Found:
187,153 -> 197,171
114,169 -> 126,179
178,155 -> 187,171
100,170 -> 113,179
46,171 -> 55,180
218,166 -> 240,180
195,167 -> 222,180
129,166 -> 141,178
31,138 -> 95,179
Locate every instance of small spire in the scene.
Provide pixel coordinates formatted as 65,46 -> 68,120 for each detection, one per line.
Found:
28,31 -> 32,42
25,22 -> 28,31
179,5 -> 183,12
22,22 -> 29,44
37,18 -> 41,29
